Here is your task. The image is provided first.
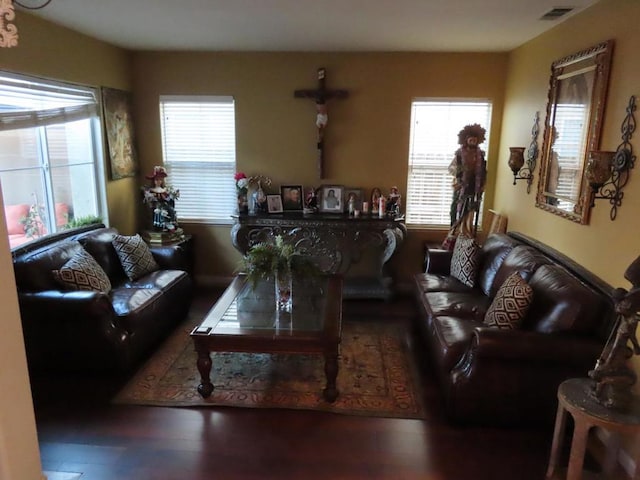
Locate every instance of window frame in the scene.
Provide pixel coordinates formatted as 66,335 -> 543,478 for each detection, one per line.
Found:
0,71 -> 108,248
159,95 -> 237,225
405,98 -> 493,229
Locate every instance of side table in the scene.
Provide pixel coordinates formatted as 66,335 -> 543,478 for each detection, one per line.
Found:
546,378 -> 640,480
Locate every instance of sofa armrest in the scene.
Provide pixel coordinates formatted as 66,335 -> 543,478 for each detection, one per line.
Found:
446,326 -> 603,426
425,248 -> 453,275
19,290 -> 116,319
469,327 -> 602,367
150,243 -> 193,273
18,290 -> 131,371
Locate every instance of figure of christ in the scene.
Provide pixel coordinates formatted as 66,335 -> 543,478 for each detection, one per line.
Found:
294,68 -> 349,178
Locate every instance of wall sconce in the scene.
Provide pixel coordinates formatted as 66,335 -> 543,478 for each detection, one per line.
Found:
508,112 -> 540,193
585,95 -> 636,220
0,0 -> 52,48
508,147 -> 526,184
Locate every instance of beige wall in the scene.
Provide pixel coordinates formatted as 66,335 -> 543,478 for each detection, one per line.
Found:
0,12 -> 138,235
0,185 -> 42,480
496,0 -> 640,287
0,12 -> 135,480
132,51 -> 508,282
495,0 -> 640,453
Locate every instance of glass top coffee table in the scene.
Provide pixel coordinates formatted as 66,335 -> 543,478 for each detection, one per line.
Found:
190,274 -> 343,402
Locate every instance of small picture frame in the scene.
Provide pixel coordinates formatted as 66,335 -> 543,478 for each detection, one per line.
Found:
344,187 -> 364,212
280,184 -> 304,211
319,185 -> 344,213
266,194 -> 283,213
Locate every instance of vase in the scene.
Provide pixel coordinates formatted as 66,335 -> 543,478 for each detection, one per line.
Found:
275,268 -> 292,313
237,190 -> 248,214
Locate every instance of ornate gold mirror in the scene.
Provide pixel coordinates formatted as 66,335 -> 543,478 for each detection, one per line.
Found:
536,40 -> 614,224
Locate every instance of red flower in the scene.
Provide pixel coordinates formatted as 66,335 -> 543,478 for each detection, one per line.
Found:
234,172 -> 247,181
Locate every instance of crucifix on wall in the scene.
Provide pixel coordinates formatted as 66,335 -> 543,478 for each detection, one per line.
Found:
294,67 -> 349,179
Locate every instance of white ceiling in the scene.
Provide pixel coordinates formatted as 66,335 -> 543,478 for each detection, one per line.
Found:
19,0 -> 601,52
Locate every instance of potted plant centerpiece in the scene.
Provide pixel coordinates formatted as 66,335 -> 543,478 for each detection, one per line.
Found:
239,235 -> 320,312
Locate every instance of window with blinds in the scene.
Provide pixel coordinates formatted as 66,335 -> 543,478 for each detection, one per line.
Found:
160,96 -> 236,224
405,99 -> 492,226
547,103 -> 587,210
0,72 -> 107,249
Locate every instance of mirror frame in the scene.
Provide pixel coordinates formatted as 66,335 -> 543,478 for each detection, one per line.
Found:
535,40 -> 614,224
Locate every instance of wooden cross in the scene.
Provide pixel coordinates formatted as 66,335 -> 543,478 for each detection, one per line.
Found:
294,67 -> 349,179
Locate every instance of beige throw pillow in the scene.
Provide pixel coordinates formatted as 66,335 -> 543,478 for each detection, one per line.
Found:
112,233 -> 160,281
484,272 -> 533,329
53,247 -> 112,293
450,235 -> 480,287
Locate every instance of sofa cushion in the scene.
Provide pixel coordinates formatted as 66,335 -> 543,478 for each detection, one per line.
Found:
484,272 -> 533,330
476,234 -> 520,296
79,228 -> 127,282
53,247 -> 112,293
490,245 -> 549,298
415,273 -> 474,294
112,234 -> 160,281
525,264 -> 607,334
450,235 -> 480,287
425,291 -> 492,322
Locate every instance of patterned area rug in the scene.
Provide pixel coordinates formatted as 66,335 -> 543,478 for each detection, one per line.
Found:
114,319 -> 426,419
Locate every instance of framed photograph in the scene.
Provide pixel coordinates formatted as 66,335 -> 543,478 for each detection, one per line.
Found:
344,187 -> 363,212
319,185 -> 344,213
101,87 -> 139,180
280,184 -> 304,211
266,194 -> 283,213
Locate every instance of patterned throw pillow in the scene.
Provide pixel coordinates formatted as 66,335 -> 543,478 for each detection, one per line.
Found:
53,247 -> 111,293
450,235 -> 480,287
112,234 -> 160,281
484,272 -> 533,329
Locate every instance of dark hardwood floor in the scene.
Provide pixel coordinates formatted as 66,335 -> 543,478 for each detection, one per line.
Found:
33,287 -> 554,480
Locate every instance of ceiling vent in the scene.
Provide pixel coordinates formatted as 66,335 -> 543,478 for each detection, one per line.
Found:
540,7 -> 575,20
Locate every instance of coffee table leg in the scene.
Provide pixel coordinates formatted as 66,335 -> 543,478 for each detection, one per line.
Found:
196,348 -> 214,398
323,350 -> 339,402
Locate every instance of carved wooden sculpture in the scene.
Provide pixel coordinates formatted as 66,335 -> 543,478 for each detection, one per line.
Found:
589,255 -> 640,411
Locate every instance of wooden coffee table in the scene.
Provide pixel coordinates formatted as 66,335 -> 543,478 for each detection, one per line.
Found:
190,274 -> 343,402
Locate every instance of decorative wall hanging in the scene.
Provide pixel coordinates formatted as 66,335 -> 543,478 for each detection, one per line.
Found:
585,95 -> 636,220
509,112 -> 540,193
102,87 -> 139,180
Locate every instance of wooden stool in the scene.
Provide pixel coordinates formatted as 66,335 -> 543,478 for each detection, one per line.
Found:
546,378 -> 640,479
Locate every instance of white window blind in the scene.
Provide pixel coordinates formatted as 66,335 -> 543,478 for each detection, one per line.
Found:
406,99 -> 492,226
160,96 -> 236,223
547,103 -> 587,210
0,72 -> 97,131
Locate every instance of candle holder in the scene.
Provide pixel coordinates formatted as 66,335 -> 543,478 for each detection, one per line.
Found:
509,112 -> 540,193
585,95 -> 636,220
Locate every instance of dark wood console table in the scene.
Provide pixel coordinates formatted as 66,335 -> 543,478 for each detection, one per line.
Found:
231,213 -> 406,300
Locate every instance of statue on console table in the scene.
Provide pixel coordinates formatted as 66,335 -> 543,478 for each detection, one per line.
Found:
141,166 -> 183,243
589,254 -> 640,411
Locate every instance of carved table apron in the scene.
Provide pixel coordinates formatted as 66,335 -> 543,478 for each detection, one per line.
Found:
231,213 -> 406,300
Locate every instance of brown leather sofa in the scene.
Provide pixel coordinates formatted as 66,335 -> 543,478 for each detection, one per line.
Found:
414,232 -> 616,427
12,224 -> 193,373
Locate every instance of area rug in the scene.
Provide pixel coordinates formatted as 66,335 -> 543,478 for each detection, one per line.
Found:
114,319 -> 426,419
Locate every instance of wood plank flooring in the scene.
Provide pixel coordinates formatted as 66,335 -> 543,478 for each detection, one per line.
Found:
33,288 -> 555,480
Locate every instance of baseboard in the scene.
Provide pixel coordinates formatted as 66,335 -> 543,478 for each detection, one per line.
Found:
593,427 -> 635,477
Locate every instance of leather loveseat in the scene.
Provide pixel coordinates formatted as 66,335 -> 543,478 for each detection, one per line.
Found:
12,224 -> 193,373
414,232 -> 616,427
